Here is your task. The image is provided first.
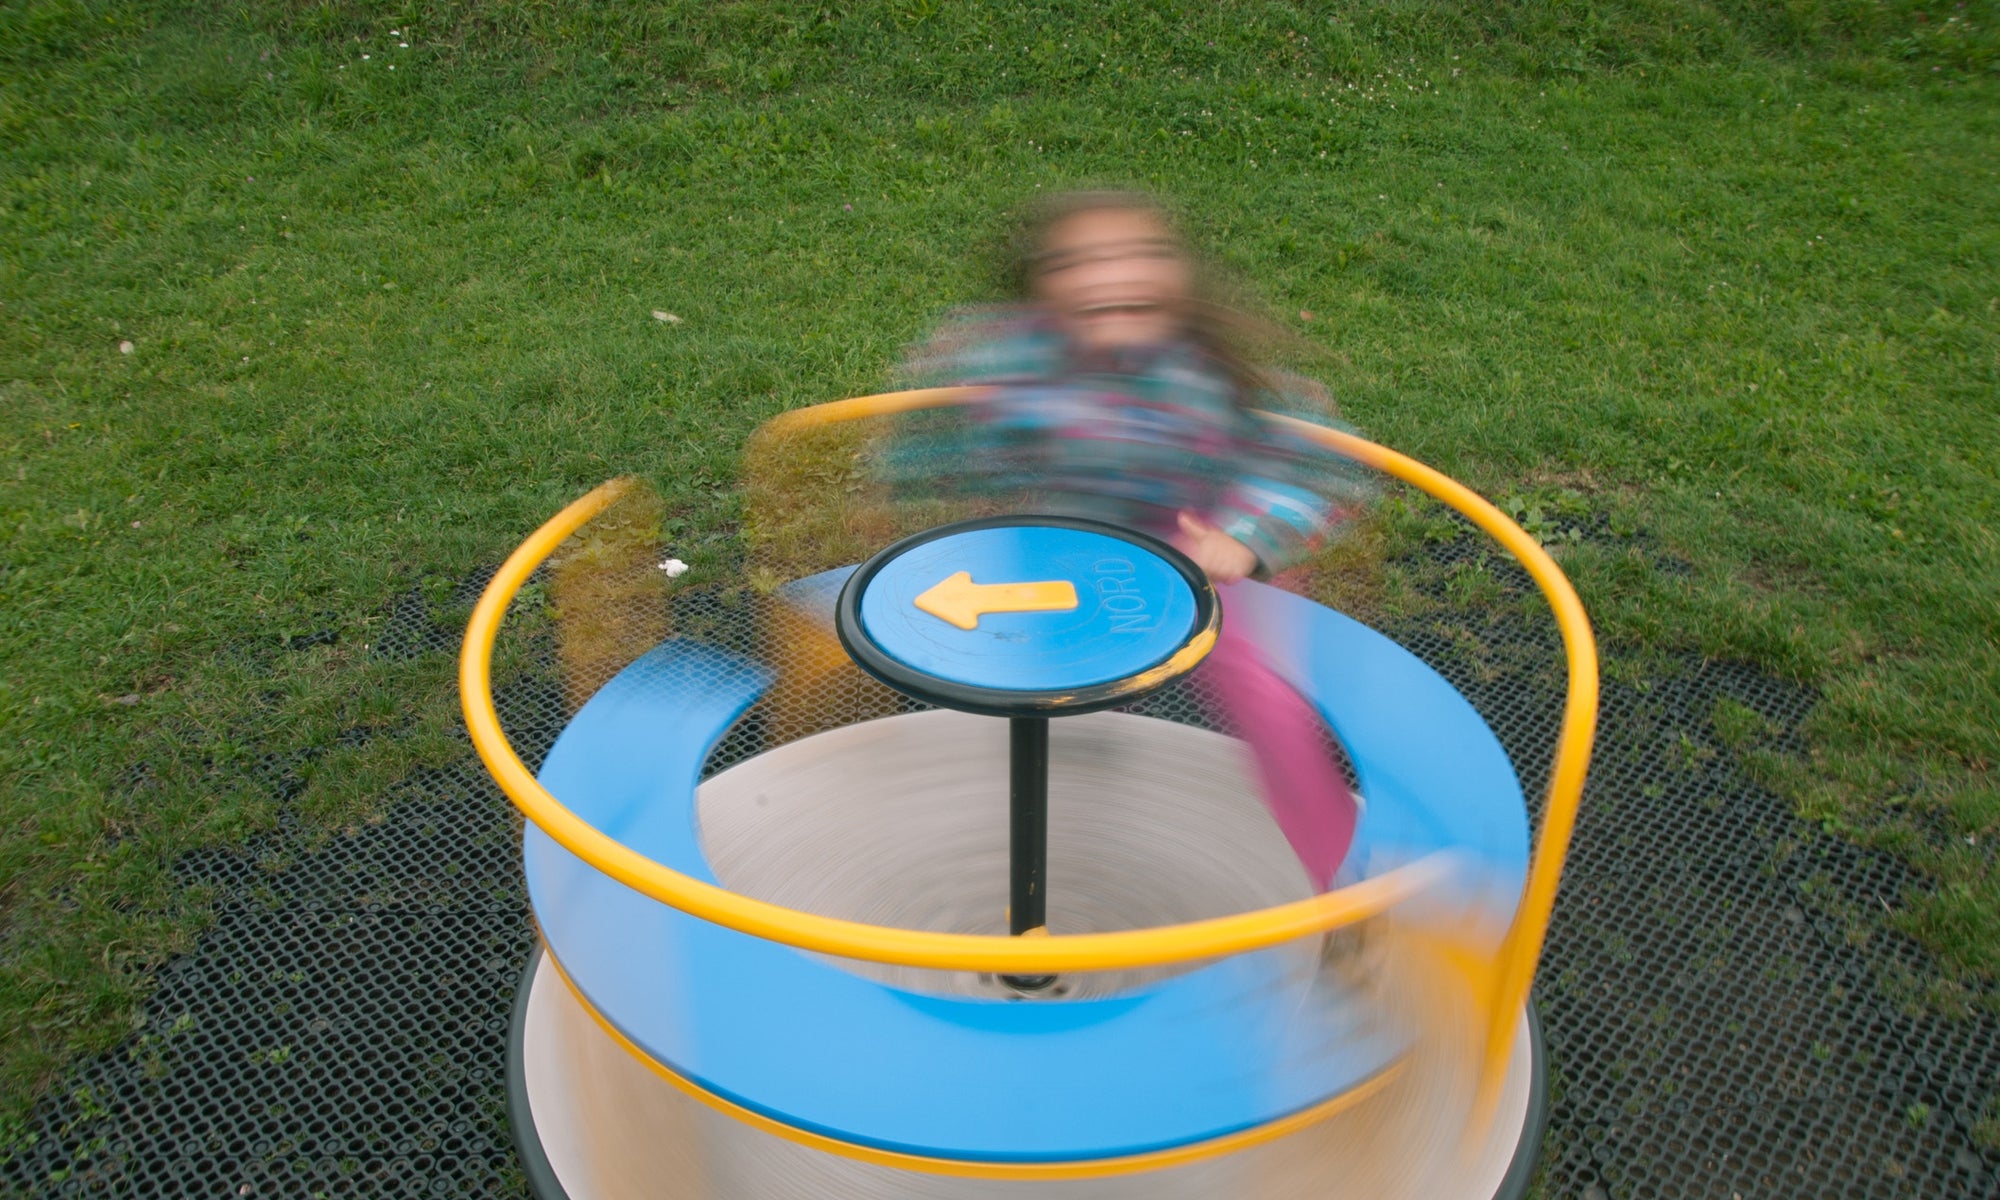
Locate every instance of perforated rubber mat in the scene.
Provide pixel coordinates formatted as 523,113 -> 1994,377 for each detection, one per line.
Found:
3,515 -> 1997,1199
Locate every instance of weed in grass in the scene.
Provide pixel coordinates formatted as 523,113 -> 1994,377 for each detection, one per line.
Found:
1710,695 -> 1776,749
1975,1096 -> 2000,1152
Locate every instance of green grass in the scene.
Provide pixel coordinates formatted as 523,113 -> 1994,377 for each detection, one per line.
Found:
3,0 -> 1997,1141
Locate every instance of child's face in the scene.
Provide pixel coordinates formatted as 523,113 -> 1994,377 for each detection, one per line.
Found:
1031,207 -> 1193,352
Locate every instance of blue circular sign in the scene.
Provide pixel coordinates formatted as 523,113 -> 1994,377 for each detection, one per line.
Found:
835,518 -> 1217,716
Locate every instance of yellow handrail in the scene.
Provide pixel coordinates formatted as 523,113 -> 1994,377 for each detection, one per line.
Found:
1264,413 -> 1600,1120
460,389 -> 1597,1014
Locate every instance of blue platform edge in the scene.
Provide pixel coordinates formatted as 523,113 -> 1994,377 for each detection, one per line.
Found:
522,575 -> 1529,1163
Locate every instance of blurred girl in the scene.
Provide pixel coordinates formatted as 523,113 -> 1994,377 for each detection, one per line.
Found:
894,189 -> 1371,891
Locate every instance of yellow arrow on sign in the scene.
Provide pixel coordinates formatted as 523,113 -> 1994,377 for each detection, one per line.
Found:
913,571 -> 1079,631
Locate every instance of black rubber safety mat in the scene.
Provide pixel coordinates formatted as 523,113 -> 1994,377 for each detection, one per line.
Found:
3,524 -> 1996,1199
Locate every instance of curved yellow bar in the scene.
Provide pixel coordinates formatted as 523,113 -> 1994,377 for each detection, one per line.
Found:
753,385 -> 974,434
461,389 -> 1597,993
542,942 -> 1404,1180
1262,413 -> 1600,1118
461,471 -> 1447,971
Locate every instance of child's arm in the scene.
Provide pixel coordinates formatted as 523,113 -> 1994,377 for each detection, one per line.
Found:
1208,377 -> 1375,578
878,306 -> 1054,500
1175,511 -> 1261,583
1210,471 -> 1340,578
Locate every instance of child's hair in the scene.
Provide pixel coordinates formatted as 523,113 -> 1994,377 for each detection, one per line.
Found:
996,188 -> 1306,403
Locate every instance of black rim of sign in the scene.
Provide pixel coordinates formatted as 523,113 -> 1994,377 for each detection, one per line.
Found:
835,514 -> 1220,718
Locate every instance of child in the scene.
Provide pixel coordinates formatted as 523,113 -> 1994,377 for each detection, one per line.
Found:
891,189 -> 1371,892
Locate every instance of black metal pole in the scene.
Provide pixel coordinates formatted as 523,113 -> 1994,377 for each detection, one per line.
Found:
1002,716 -> 1055,991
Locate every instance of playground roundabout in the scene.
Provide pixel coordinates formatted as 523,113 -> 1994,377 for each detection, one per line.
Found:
461,389 -> 1598,1198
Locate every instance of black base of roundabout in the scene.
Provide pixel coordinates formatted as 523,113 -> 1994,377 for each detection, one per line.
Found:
1497,1001 -> 1552,1200
507,947 -> 575,1200
505,946 -> 1550,1200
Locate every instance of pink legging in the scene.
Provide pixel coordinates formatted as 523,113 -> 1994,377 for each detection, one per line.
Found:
1193,584 -> 1359,891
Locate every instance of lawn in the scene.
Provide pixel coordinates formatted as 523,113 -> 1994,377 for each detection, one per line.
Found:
2,0 -> 1996,1149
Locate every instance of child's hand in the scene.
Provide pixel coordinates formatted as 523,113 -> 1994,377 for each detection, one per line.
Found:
1176,512 -> 1259,584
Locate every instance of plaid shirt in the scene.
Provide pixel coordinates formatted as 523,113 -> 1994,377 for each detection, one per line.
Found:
887,305 -> 1372,574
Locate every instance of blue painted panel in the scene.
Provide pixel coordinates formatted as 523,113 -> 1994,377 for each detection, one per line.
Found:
524,573 -> 1531,1163
774,565 -> 854,630
526,640 -> 1399,1163
856,525 -> 1198,692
